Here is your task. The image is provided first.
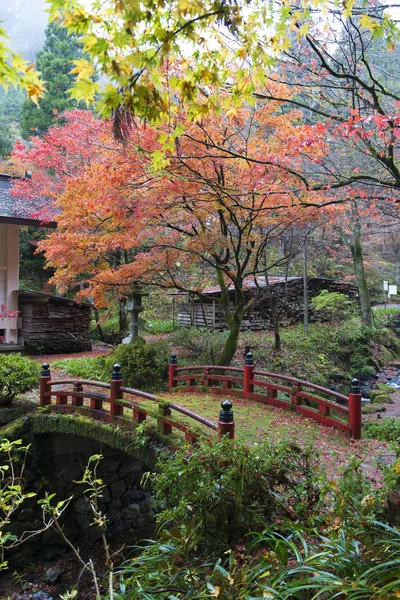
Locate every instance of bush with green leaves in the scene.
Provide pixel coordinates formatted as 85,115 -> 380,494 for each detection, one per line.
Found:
152,437 -> 323,549
120,519 -> 400,599
364,417 -> 400,443
109,338 -> 170,392
311,290 -> 353,321
54,338 -> 170,392
145,319 -> 176,334
0,354 -> 40,405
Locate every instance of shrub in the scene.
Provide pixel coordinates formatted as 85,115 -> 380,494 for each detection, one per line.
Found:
54,339 -> 170,392
364,417 -> 400,442
152,437 -> 323,549
0,354 -> 40,405
145,319 -> 176,334
107,338 -> 170,392
311,290 -> 353,321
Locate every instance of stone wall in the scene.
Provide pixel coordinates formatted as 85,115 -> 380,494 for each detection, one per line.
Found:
19,300 -> 92,354
8,433 -> 155,565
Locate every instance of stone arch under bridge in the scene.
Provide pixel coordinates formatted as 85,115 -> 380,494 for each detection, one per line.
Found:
7,413 -> 159,566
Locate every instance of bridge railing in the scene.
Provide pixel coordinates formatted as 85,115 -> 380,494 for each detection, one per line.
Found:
169,352 -> 362,439
39,363 -> 232,443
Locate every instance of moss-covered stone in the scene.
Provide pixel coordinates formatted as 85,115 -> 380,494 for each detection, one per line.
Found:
362,404 -> 387,414
370,392 -> 394,404
375,383 -> 396,394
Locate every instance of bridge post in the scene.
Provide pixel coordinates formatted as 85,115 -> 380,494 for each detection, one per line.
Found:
169,353 -> 178,391
40,363 -> 51,406
110,364 -> 123,417
348,378 -> 362,440
243,352 -> 254,398
218,399 -> 235,440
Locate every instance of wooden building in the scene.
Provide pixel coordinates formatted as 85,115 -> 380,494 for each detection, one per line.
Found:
176,277 -> 358,331
0,174 -> 92,353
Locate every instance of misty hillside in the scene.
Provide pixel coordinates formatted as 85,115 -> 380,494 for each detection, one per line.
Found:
0,0 -> 47,62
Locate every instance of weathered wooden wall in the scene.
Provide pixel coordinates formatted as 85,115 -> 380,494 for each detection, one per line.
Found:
19,301 -> 92,354
177,279 -> 358,331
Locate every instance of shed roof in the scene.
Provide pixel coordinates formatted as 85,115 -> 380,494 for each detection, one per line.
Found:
199,276 -> 357,296
18,289 -> 92,307
0,174 -> 56,227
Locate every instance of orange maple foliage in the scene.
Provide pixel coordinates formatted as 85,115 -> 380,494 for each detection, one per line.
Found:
13,100 -> 327,363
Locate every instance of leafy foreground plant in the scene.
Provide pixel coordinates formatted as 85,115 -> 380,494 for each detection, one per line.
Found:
0,439 -> 66,571
112,437 -> 400,599
0,354 -> 40,405
117,520 -> 400,599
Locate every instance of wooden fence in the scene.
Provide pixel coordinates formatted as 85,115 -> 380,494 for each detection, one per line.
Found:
169,352 -> 362,439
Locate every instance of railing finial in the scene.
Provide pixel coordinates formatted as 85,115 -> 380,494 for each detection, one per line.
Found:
350,378 -> 360,394
41,363 -> 50,377
112,363 -> 123,381
219,399 -> 233,423
245,351 -> 254,366
170,353 -> 178,365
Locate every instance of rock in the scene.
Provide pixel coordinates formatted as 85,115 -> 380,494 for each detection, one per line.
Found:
119,461 -> 142,478
99,487 -> 111,504
121,489 -> 144,506
111,479 -> 126,499
102,471 -> 119,485
99,458 -> 120,473
121,503 -> 141,520
58,461 -> 85,482
74,496 -> 91,514
44,567 -> 63,584
76,514 -> 92,530
138,497 -> 152,514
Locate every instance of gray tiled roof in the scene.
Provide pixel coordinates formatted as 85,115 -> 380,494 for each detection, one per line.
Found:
0,175 -> 55,226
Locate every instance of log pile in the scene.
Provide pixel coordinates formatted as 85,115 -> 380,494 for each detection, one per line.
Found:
19,299 -> 92,354
177,278 -> 358,331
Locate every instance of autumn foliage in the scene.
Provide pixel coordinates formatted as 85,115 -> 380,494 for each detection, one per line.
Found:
13,92 -> 328,362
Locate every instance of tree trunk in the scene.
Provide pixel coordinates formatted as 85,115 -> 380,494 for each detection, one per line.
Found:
93,308 -> 106,343
350,219 -> 373,328
215,270 -> 244,365
216,314 -> 242,366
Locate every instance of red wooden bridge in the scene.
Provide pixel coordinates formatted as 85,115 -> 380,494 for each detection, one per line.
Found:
39,352 -> 362,441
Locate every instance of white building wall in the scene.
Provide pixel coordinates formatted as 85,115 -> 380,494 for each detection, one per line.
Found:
0,224 -> 20,344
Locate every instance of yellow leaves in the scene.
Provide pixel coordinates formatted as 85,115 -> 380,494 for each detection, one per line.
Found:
358,13 -> 380,33
68,78 -> 100,104
70,59 -> 95,80
393,460 -> 400,475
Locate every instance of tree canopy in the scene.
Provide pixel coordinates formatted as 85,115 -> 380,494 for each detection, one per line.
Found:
20,22 -> 90,138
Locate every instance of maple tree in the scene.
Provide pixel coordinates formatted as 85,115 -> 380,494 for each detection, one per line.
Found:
41,0 -> 400,217
13,99 -> 325,364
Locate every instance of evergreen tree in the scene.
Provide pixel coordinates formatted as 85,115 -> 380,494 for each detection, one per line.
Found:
20,23 -> 87,139
0,88 -> 23,159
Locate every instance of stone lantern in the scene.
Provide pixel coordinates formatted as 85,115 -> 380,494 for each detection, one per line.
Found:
122,282 -> 148,344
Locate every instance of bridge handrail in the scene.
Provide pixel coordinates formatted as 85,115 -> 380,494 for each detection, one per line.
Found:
168,352 -> 362,439
252,370 -> 349,403
48,379 -> 111,389
119,386 -> 157,402
40,364 -> 222,443
168,402 -> 218,430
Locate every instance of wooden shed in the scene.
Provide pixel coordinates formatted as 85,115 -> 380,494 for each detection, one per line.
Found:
176,277 -> 358,331
18,290 -> 92,354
